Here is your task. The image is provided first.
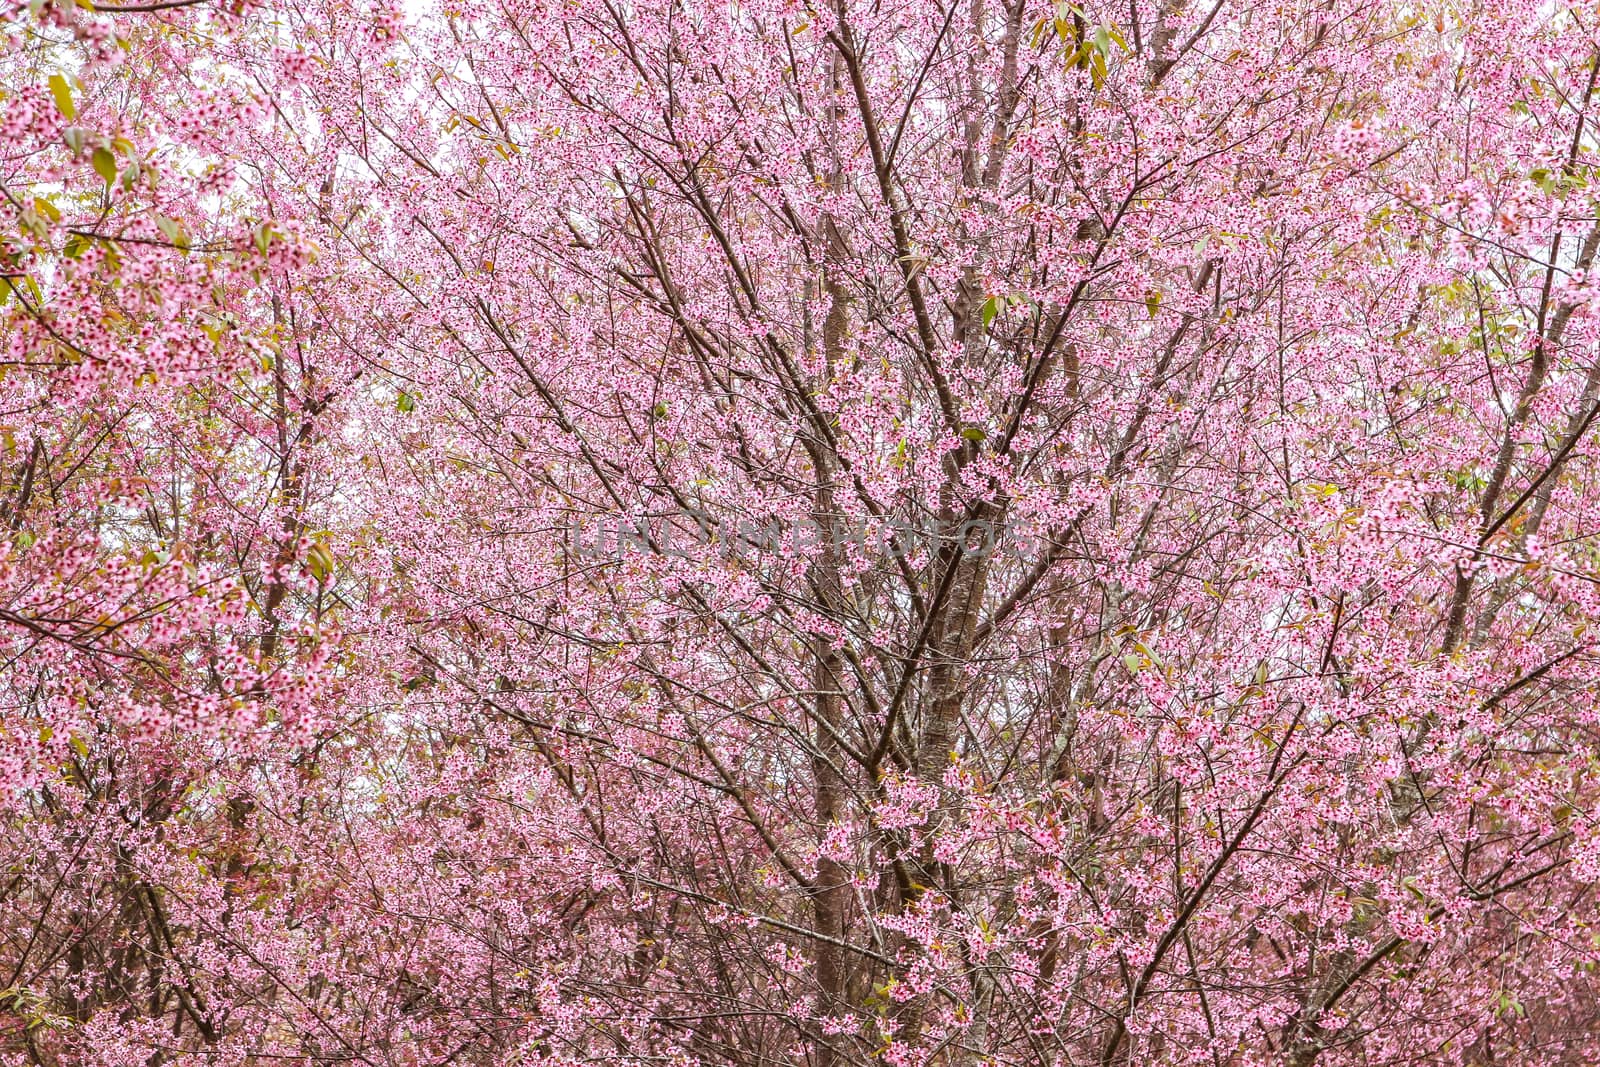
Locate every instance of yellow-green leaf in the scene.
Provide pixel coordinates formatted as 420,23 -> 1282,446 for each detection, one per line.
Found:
91,146 -> 117,185
980,295 -> 999,329
307,542 -> 335,583
49,75 -> 75,121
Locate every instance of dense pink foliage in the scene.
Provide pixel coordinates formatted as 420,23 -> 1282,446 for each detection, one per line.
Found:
3,0 -> 1600,1063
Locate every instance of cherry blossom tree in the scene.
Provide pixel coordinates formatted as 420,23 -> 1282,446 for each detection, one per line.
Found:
0,2 -> 343,1058
7,0 -> 1600,1064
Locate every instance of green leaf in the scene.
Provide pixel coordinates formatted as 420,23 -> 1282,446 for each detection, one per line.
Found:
91,146 -> 116,185
980,295 -> 999,329
396,391 -> 416,413
307,542 -> 335,583
32,197 -> 60,224
154,214 -> 189,251
1,275 -> 41,308
18,207 -> 47,242
49,74 -> 75,121
253,222 -> 276,255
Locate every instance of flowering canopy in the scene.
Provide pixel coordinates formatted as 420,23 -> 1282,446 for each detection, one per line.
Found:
2,0 -> 1600,1063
